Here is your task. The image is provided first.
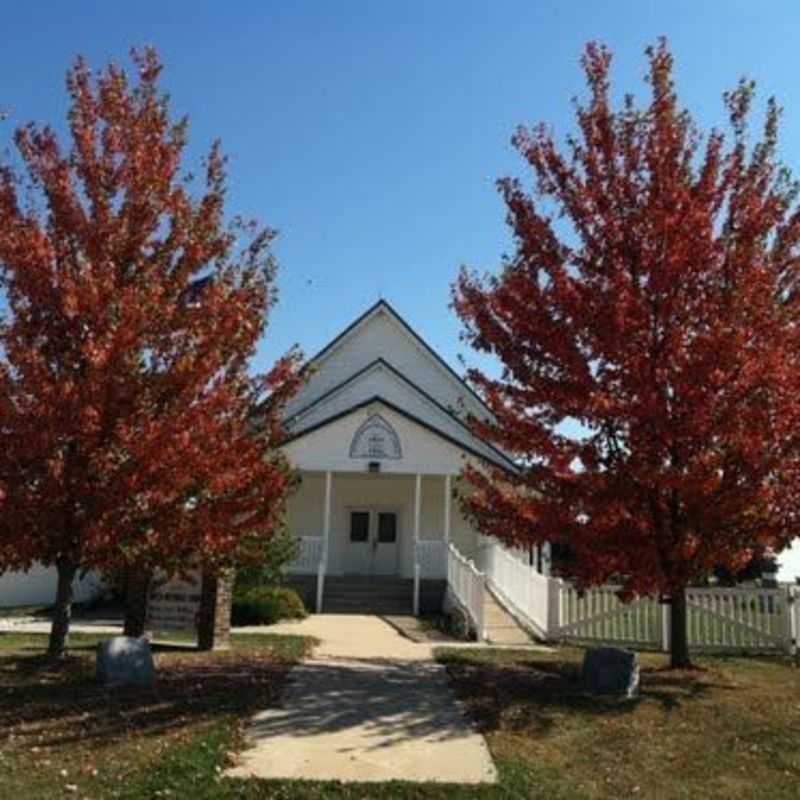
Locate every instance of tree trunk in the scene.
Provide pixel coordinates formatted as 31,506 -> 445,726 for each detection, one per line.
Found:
670,588 -> 691,668
123,570 -> 152,638
48,560 -> 77,659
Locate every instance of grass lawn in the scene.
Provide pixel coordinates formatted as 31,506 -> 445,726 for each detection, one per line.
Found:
437,646 -> 800,800
1,633 -> 798,799
0,630 -> 313,799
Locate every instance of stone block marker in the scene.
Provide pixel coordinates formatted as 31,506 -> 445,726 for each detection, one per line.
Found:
581,646 -> 639,698
96,636 -> 155,688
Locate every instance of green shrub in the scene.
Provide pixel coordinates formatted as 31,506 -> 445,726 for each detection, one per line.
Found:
235,531 -> 300,589
269,586 -> 307,619
231,585 -> 307,627
231,594 -> 282,626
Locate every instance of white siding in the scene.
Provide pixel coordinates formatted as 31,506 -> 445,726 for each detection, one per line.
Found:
0,565 -> 103,608
451,497 -> 481,561
277,302 -> 504,580
284,304 -> 488,424
285,472 -> 327,539
283,402 -> 479,476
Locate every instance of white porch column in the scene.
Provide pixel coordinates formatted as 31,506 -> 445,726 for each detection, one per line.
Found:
414,473 -> 422,544
443,474 -> 452,543
413,473 -> 422,615
317,470 -> 332,613
323,470 -> 332,562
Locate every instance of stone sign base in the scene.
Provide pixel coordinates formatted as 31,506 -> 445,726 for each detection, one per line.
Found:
197,573 -> 233,651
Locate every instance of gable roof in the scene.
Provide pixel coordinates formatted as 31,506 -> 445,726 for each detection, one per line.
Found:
286,356 -> 517,472
302,299 -> 492,419
258,298 -> 516,473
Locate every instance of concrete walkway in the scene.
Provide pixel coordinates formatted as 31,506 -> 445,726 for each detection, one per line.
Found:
243,613 -> 437,660
227,614 -> 499,784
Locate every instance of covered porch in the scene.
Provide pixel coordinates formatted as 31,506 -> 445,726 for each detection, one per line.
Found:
284,469 -> 463,613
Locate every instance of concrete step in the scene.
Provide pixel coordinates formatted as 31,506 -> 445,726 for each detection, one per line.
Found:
315,577 -> 446,615
482,590 -> 532,645
325,586 -> 414,596
324,603 -> 414,614
484,629 -> 531,645
325,577 -> 415,588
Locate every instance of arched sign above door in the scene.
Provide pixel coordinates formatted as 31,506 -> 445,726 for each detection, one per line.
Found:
349,414 -> 402,460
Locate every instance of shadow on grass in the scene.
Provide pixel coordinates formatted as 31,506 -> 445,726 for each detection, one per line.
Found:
0,643 -> 295,754
1,651 -> 487,757
438,652 -> 730,736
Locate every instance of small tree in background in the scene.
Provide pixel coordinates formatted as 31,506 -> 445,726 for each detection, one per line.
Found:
454,40 -> 800,667
0,49 -> 302,658
234,528 -> 300,588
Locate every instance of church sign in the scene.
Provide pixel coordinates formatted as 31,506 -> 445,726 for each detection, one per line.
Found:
146,572 -> 202,633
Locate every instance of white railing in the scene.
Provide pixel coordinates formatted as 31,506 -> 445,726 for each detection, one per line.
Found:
446,543 -> 486,639
482,542 -> 551,635
286,536 -> 323,575
284,535 -> 325,612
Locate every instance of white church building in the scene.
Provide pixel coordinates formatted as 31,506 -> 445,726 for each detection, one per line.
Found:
274,300 -> 524,615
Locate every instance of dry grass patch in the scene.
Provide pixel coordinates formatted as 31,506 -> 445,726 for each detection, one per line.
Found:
436,646 -> 800,799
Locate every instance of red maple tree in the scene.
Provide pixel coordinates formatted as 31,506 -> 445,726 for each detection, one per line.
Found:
0,49 -> 301,657
454,40 -> 800,667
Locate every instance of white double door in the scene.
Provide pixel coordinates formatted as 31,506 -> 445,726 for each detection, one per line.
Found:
344,508 -> 399,576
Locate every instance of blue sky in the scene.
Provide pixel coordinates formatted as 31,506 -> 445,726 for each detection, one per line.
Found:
3,1 -> 799,372
2,1 -> 799,577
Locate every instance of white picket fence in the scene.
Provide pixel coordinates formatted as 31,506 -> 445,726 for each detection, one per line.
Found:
479,541 -> 799,654
446,543 -> 485,639
684,586 -> 796,652
556,583 -> 662,647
